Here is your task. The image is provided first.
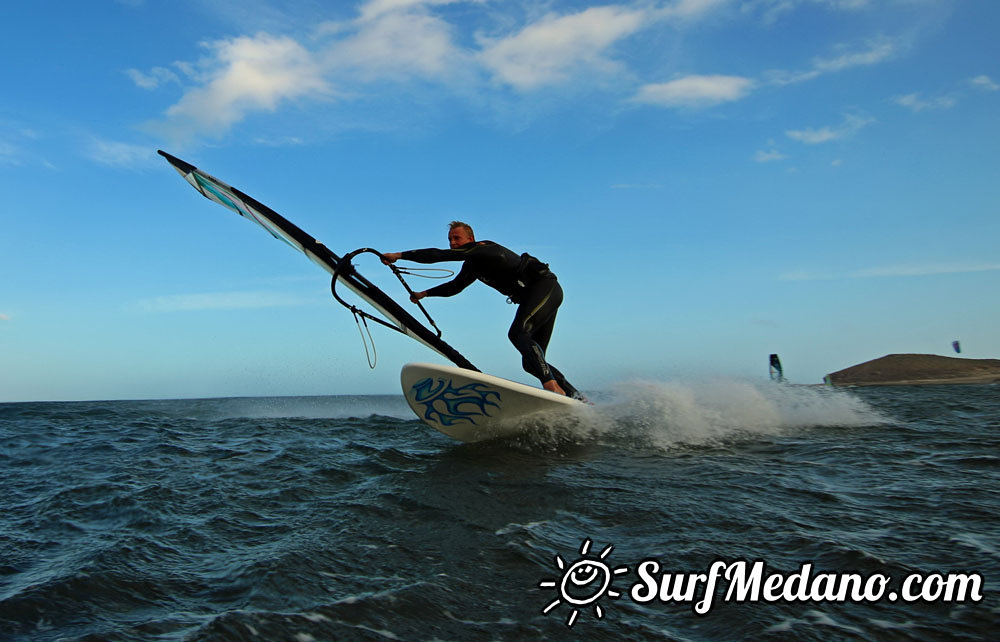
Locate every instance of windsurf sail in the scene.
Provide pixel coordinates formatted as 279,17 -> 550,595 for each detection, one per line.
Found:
769,354 -> 785,382
157,150 -> 478,372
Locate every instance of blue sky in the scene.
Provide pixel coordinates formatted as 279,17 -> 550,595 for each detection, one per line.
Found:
1,0 -> 998,402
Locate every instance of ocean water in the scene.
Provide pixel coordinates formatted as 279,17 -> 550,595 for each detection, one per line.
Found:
1,382 -> 997,640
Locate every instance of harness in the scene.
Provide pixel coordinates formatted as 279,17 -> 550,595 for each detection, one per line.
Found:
506,253 -> 553,304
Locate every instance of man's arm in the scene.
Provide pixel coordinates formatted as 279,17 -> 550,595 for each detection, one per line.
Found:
402,247 -> 476,263
420,263 -> 476,299
382,244 -> 478,265
382,246 -> 479,299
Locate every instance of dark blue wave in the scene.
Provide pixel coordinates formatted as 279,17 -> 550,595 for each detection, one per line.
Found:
1,386 -> 996,640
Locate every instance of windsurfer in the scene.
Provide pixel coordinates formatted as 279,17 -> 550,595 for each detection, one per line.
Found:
382,222 -> 582,399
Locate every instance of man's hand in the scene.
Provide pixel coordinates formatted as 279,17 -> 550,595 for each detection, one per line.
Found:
410,291 -> 427,303
381,252 -> 402,264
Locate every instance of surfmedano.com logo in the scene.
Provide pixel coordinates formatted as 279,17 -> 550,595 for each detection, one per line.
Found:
538,539 -> 629,628
538,538 -> 984,628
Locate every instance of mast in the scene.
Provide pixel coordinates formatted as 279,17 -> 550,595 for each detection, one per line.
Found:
158,150 -> 478,372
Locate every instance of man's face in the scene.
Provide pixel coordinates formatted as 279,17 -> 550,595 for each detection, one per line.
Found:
448,226 -> 474,249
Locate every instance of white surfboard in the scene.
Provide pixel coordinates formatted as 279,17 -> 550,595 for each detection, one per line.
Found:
400,362 -> 585,443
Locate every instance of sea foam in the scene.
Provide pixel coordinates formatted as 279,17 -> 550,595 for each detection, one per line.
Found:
528,379 -> 893,450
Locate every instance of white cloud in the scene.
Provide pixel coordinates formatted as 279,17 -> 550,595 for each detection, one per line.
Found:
610,182 -> 663,189
767,38 -> 897,85
852,263 -> 1000,278
357,0 -> 465,22
780,262 -> 1000,281
786,113 -> 873,144
813,39 -> 895,73
150,34 -> 331,141
823,0 -> 869,7
754,148 -> 786,162
786,126 -> 837,144
138,291 -> 314,312
134,0 -> 900,140
253,135 -> 306,147
87,139 -> 158,167
0,126 -> 57,168
657,0 -> 730,20
147,2 -> 480,140
0,140 -> 22,165
754,138 -> 787,162
745,0 -> 870,23
0,313 -> 10,322
479,6 -> 650,90
894,92 -> 956,112
327,6 -> 462,78
126,66 -> 180,90
970,74 -> 999,91
632,74 -> 755,108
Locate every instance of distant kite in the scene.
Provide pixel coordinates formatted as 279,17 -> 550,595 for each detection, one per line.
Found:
952,340 -> 961,354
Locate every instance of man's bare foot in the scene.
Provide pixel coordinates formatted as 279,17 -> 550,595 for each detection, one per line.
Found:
543,379 -> 566,396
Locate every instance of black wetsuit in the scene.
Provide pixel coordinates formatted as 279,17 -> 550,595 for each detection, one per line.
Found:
401,241 -> 580,397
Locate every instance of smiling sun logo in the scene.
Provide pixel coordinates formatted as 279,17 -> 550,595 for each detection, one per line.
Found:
538,538 -> 629,627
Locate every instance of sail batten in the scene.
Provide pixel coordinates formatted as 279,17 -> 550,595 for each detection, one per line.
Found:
158,150 -> 478,372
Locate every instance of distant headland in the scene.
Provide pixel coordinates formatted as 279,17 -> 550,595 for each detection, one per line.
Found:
825,354 -> 1000,386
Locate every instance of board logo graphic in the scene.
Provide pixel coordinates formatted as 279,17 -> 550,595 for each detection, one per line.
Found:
538,538 -> 629,627
410,377 -> 502,426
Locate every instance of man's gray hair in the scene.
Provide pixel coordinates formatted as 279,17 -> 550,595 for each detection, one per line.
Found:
448,221 -> 474,238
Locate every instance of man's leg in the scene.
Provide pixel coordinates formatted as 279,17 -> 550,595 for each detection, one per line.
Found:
508,280 -> 560,386
508,279 -> 580,396
527,313 -> 582,397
